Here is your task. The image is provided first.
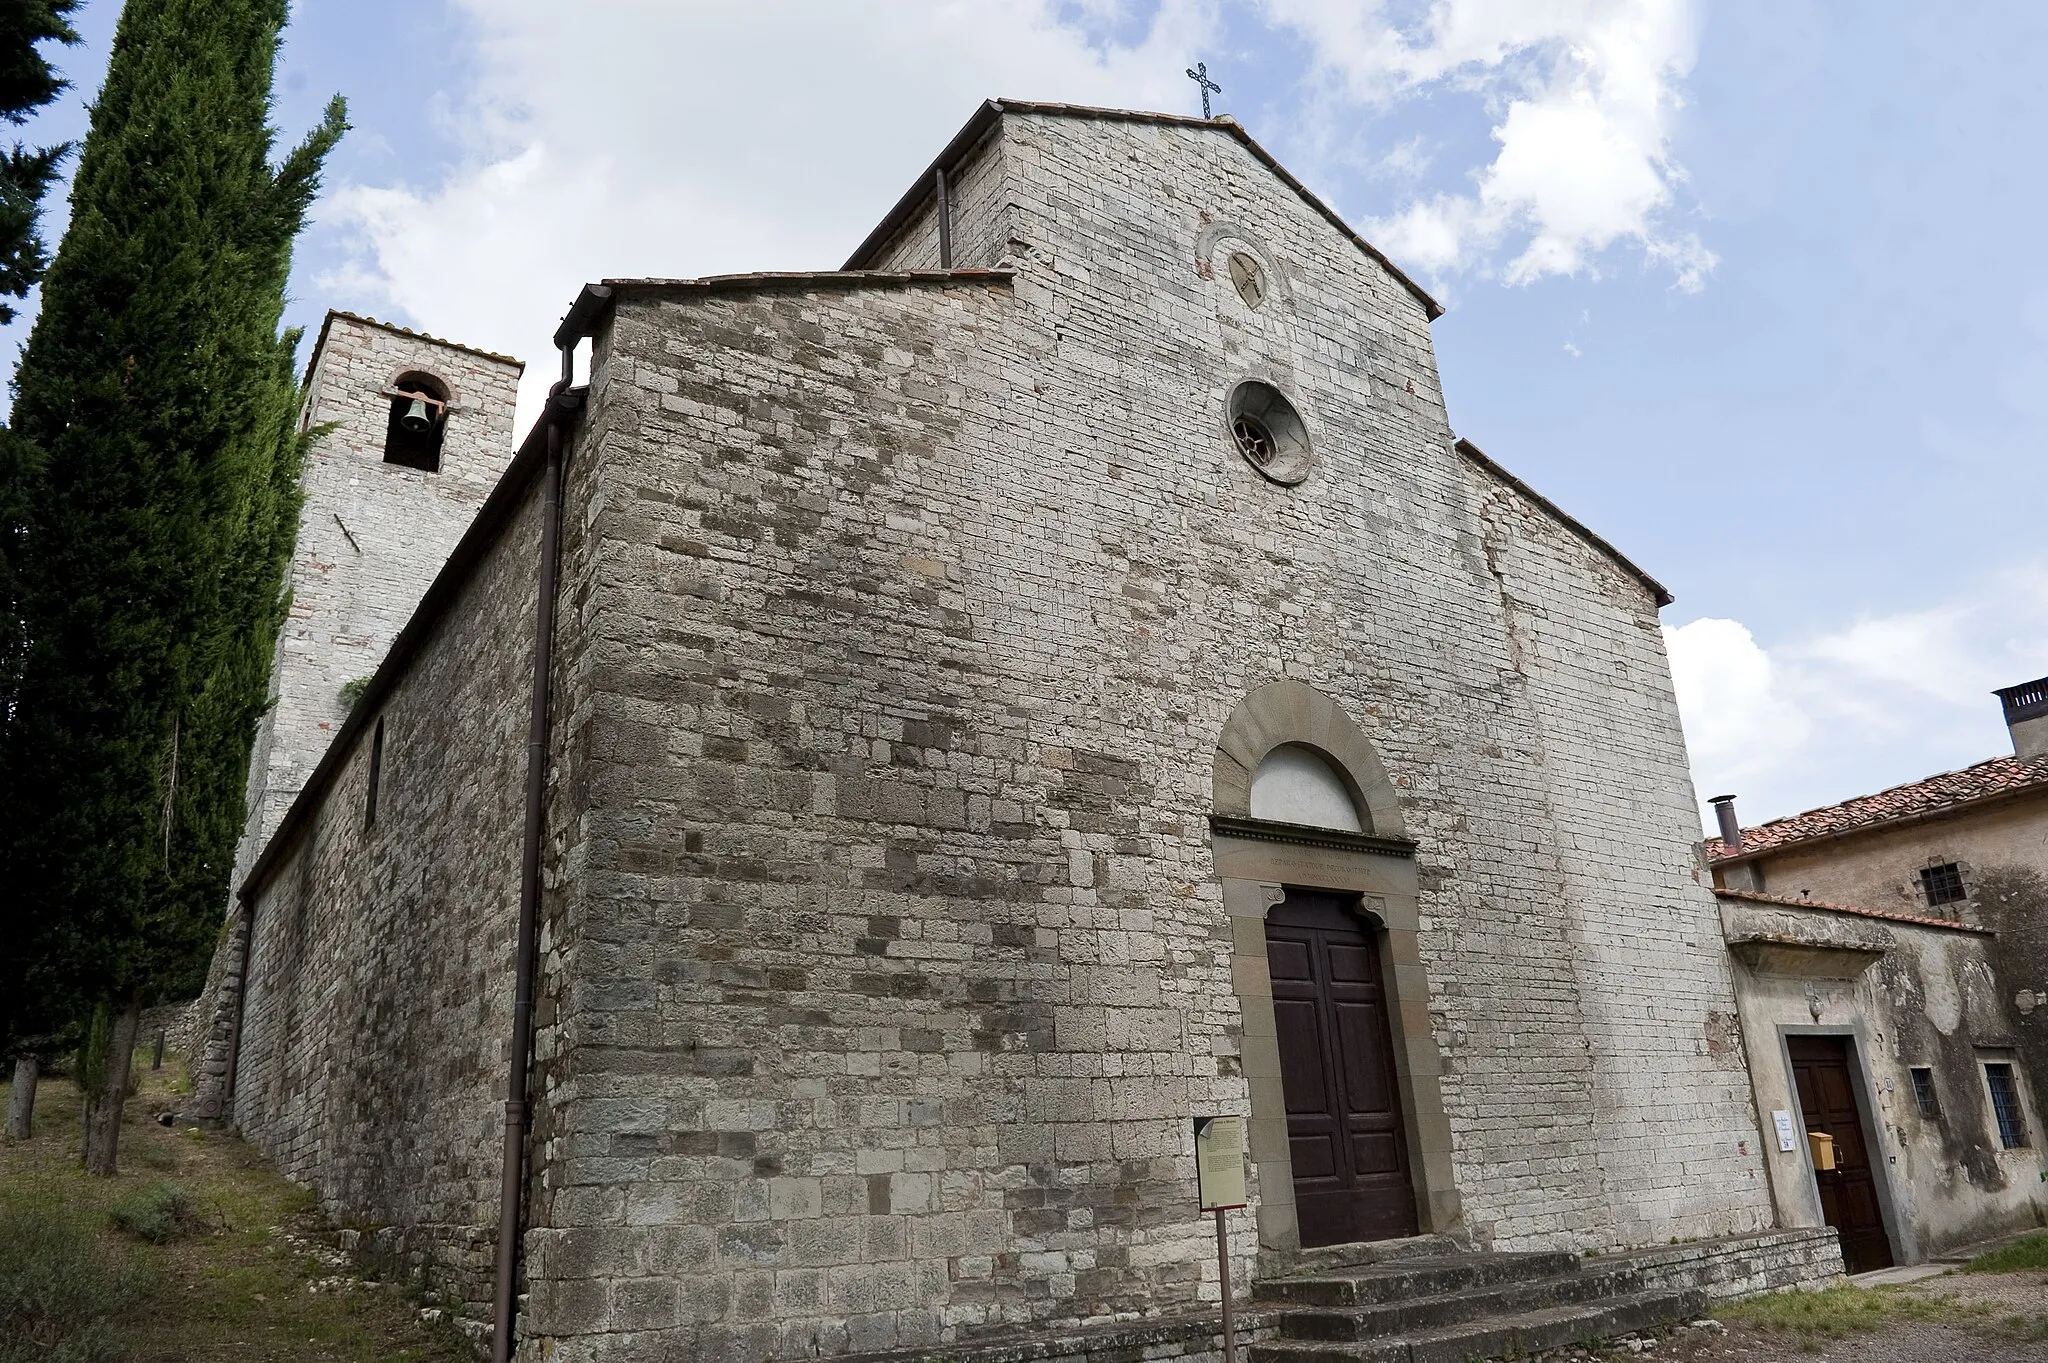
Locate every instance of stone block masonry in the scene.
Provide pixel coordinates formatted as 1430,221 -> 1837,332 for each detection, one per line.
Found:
214,103 -> 1787,1363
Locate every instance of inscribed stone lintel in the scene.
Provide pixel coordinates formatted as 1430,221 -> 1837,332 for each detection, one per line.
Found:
1207,814 -> 1416,859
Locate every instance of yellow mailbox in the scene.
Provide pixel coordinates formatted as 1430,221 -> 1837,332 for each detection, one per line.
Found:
1807,1130 -> 1837,1171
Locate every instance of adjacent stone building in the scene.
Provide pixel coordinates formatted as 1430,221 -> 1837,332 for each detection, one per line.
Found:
1707,681 -> 2048,1269
201,102 -> 1842,1362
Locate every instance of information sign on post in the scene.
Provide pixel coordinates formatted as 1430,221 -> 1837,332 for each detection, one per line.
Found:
1194,1116 -> 1247,1210
1193,1116 -> 1247,1363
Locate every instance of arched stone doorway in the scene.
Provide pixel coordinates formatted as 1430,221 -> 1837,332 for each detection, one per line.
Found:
1211,680 -> 1459,1257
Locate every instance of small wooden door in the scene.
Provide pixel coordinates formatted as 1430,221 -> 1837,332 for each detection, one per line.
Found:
1788,1035 -> 1894,1273
1267,888 -> 1419,1247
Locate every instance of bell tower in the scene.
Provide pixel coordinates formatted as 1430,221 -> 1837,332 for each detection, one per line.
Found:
230,312 -> 524,893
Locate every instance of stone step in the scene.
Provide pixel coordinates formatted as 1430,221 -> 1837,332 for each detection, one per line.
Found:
1256,1234 -> 1473,1280
1253,1250 -> 1583,1308
1276,1261 -> 1646,1341
1251,1286 -> 1707,1363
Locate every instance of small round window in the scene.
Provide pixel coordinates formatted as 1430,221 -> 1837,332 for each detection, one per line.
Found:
1227,251 -> 1267,309
1227,380 -> 1311,485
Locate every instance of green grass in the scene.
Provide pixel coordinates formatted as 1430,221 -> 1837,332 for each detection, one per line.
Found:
1,1059 -> 473,1362
1716,1283 -> 1971,1344
0,1195 -> 153,1363
1965,1232 -> 2048,1274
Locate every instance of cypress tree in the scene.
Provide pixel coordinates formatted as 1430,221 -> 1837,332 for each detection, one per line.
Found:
0,0 -> 78,1137
0,0 -> 343,1173
0,0 -> 79,321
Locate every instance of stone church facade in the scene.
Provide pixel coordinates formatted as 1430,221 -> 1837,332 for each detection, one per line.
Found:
197,103 -> 1840,1361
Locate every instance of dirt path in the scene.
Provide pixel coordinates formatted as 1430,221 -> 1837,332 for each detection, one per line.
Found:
1,1062 -> 472,1362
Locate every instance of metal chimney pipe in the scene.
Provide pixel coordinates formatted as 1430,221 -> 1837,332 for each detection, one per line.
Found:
1709,795 -> 1742,854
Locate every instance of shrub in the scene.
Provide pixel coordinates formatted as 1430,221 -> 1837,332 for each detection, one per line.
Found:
337,676 -> 371,716
0,1199 -> 150,1363
109,1180 -> 197,1243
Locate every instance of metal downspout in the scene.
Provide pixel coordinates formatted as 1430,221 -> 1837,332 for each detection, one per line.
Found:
492,343 -> 577,1363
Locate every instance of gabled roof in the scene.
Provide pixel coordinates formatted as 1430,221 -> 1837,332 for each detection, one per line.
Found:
842,99 -> 1443,321
1714,887 -> 1992,936
1454,437 -> 1672,607
1708,754 -> 2048,862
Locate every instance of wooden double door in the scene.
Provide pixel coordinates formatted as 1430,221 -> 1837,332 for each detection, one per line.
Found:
1788,1035 -> 1894,1273
1267,888 -> 1419,1247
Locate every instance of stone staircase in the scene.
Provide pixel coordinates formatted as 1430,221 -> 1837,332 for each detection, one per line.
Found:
1250,1240 -> 1709,1363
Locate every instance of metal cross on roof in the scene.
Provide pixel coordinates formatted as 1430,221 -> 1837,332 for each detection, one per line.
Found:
1186,62 -> 1221,119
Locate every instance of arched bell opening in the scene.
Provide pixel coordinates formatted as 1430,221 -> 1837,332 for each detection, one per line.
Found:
383,370 -> 451,473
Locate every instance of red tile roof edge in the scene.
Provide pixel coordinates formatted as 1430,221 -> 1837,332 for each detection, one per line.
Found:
1706,754 -> 2048,861
1713,887 -> 1993,935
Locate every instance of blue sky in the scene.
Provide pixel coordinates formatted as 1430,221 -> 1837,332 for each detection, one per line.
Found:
7,1 -> 2046,833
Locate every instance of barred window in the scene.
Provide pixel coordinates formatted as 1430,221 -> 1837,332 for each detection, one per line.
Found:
1910,1067 -> 1939,1118
1920,862 -> 1966,907
1985,1063 -> 2028,1148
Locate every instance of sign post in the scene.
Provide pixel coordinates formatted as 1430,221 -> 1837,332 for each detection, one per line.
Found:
1193,1116 -> 1248,1363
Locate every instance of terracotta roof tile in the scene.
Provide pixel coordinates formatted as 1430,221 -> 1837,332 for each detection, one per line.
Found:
318,309 -> 525,369
1712,887 -> 1992,935
1707,754 -> 2048,861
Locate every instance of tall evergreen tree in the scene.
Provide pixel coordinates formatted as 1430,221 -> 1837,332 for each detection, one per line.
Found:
0,0 -> 79,1136
0,0 -> 78,322
0,0 -> 343,1173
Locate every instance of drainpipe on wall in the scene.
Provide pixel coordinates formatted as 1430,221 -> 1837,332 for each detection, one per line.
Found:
935,166 -> 952,268
490,334 -> 584,1363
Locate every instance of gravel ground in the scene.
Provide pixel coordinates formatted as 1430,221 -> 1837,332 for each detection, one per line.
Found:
1677,1320 -> 2048,1362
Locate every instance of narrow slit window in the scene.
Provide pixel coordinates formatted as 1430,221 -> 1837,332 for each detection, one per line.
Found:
383,370 -> 450,472
1920,861 -> 1966,907
1910,1067 -> 1939,1118
365,717 -> 385,830
1986,1063 -> 2028,1148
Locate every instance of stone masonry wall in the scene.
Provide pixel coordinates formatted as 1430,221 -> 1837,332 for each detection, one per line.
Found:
232,467 -> 552,1331
517,110 -> 1773,1363
861,123 -> 1008,272
1470,467 -> 1776,1246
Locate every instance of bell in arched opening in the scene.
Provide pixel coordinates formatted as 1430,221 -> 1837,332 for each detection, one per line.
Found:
383,369 -> 451,472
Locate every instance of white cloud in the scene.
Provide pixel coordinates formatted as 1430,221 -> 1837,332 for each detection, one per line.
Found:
1666,617 -> 1811,792
1265,0 -> 1712,290
317,0 -> 1219,427
1665,567 -> 2048,832
315,1 -> 1726,428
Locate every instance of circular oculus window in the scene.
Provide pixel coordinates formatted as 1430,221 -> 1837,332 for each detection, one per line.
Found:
1228,381 -> 1311,484
1227,251 -> 1268,309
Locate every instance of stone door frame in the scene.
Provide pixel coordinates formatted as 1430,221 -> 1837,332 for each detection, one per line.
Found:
1777,1023 -> 1913,1266
1212,680 -> 1460,1256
